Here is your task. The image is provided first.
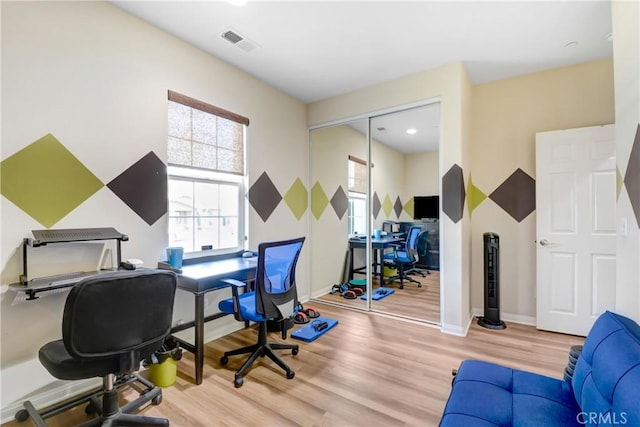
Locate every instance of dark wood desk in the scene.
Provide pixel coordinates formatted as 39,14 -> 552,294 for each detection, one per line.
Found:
169,255 -> 257,385
348,236 -> 402,285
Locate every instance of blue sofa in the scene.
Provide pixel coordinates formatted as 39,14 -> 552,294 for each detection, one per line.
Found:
440,311 -> 640,426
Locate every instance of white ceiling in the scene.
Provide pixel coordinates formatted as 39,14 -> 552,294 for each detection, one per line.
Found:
111,0 -> 613,152
349,103 -> 442,153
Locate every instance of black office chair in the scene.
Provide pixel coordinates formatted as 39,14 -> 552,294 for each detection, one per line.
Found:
414,229 -> 431,276
20,270 -> 177,426
218,237 -> 305,388
383,226 -> 424,289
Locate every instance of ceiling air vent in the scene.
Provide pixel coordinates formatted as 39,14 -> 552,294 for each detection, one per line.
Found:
221,29 -> 258,52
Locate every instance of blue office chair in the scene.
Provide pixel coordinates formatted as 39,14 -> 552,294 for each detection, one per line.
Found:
383,226 -> 424,289
218,237 -> 305,388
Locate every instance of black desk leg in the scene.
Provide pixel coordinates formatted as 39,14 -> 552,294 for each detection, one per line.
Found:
377,249 -> 385,285
349,247 -> 354,282
194,293 -> 205,385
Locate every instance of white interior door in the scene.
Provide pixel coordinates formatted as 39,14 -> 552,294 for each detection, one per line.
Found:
536,125 -> 616,336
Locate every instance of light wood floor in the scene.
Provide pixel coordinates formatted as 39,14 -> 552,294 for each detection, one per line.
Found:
4,304 -> 584,427
316,270 -> 440,323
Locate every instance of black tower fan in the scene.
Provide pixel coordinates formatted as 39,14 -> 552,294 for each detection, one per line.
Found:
478,232 -> 506,329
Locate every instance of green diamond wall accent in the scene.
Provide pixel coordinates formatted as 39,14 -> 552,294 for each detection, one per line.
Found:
311,182 -> 329,220
467,174 -> 487,216
283,178 -> 308,220
404,197 -> 414,218
383,195 -> 393,218
616,166 -> 623,200
0,134 -> 103,227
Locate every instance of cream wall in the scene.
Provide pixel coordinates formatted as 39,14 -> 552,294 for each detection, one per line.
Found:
371,137 -> 407,224
308,62 -> 473,335
309,124 -> 366,296
612,0 -> 640,322
470,59 -> 615,323
0,1 -> 307,418
404,151 -> 440,200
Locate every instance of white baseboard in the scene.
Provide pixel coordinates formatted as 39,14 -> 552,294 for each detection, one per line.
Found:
311,286 -> 334,299
441,311 -> 473,336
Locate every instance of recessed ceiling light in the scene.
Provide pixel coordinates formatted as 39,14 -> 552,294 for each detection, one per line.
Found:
564,41 -> 579,49
406,128 -> 417,135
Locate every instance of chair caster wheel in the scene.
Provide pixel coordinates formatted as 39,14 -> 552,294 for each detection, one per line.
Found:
292,348 -> 299,355
418,284 -> 423,288
286,370 -> 295,380
15,409 -> 29,422
151,394 -> 163,405
220,356 -> 229,365
234,376 -> 244,388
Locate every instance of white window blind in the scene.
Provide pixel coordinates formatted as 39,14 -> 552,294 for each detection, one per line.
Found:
167,90 -> 247,175
348,155 -> 367,195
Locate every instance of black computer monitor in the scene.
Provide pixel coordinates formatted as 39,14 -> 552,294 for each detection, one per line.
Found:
414,196 -> 439,220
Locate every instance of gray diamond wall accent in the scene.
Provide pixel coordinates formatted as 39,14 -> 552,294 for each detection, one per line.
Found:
107,151 -> 167,225
248,171 -> 282,222
489,168 -> 536,223
624,124 -> 640,228
372,192 -> 381,219
442,164 -> 465,223
331,186 -> 348,219
393,196 -> 403,218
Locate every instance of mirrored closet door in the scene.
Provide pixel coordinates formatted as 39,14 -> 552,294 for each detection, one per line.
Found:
309,102 -> 441,325
309,120 -> 369,310
369,104 -> 441,324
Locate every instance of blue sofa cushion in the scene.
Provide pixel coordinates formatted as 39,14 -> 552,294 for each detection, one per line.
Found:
571,311 -> 640,426
440,360 -> 580,427
440,311 -> 640,427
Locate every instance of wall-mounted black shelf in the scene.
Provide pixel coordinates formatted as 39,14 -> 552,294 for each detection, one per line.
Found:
27,228 -> 128,247
16,227 -> 128,300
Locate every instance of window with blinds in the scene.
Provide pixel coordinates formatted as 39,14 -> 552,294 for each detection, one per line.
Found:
167,91 -> 248,254
348,155 -> 367,235
348,155 -> 367,194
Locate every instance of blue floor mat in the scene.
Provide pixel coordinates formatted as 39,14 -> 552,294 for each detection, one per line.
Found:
361,287 -> 395,300
291,316 -> 338,342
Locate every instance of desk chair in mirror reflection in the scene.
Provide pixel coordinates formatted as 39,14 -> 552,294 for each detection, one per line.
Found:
217,237 -> 305,388
17,270 -> 177,427
382,226 -> 428,289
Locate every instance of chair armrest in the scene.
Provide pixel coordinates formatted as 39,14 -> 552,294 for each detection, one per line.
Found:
388,243 -> 403,259
221,279 -> 250,322
221,279 -> 248,288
